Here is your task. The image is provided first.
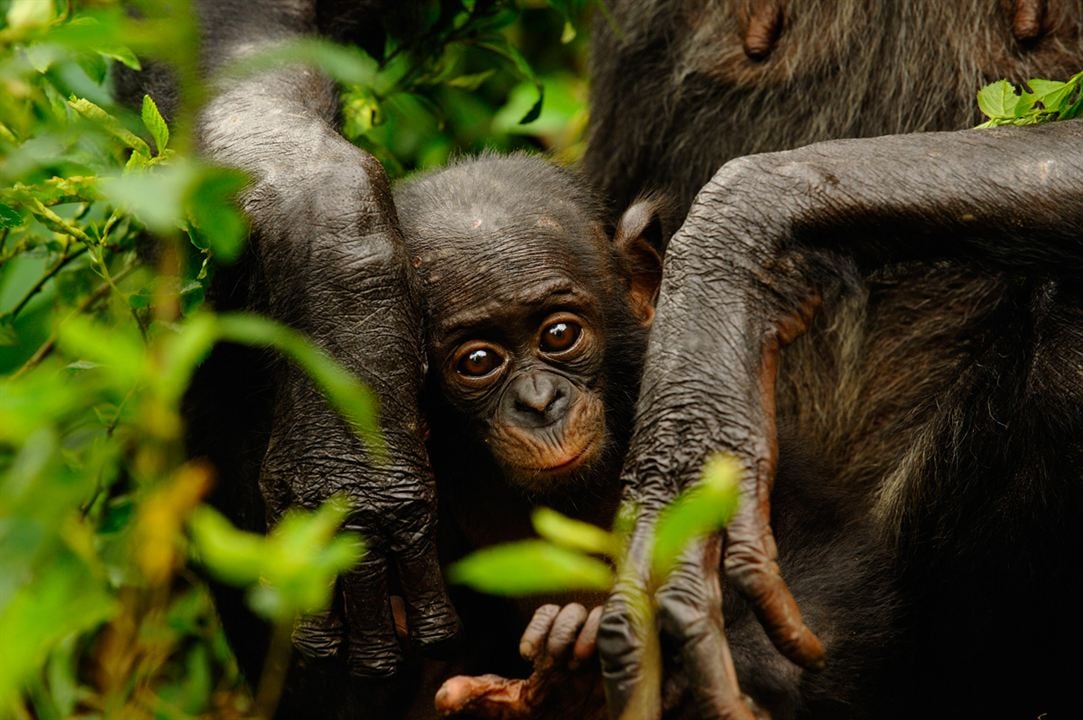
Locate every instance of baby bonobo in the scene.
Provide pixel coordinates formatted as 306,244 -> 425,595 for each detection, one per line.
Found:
394,154 -> 663,718
393,155 -> 899,720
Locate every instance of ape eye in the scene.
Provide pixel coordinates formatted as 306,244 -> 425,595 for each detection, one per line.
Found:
454,343 -> 506,379
540,318 -> 582,354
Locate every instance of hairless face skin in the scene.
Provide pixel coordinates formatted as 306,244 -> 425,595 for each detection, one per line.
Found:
395,155 -> 662,503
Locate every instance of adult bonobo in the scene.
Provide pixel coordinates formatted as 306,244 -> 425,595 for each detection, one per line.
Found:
393,154 -> 896,720
173,0 -> 1083,719
587,2 -> 1083,718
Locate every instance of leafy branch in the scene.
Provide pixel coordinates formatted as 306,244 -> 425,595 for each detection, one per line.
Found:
976,70 -> 1083,127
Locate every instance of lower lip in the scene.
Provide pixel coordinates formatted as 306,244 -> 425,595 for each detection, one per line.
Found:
524,442 -> 596,476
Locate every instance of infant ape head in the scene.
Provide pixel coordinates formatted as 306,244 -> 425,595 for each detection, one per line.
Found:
395,154 -> 664,495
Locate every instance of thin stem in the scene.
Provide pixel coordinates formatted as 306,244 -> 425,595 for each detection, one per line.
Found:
12,263 -> 138,379
253,619 -> 294,719
6,245 -> 88,320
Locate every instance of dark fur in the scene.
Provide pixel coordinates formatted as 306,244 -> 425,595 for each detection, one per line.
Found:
168,1 -> 1083,717
393,155 -> 900,719
588,1 -> 1083,717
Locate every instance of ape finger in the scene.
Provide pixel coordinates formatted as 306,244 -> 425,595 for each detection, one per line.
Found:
340,555 -> 403,677
394,526 -> 462,652
546,603 -> 589,660
724,511 -> 824,669
435,674 -> 529,719
520,604 -> 561,661
571,606 -> 603,668
598,527 -> 657,720
597,584 -> 655,719
657,540 -> 752,720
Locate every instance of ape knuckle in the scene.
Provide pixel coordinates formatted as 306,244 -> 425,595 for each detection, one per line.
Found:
656,583 -> 703,617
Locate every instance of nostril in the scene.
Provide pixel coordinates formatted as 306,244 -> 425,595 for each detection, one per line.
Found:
547,387 -> 567,414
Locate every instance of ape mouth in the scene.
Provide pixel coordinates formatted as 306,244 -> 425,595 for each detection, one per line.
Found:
511,429 -> 603,480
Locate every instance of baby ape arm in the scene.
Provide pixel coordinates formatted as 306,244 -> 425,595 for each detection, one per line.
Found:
600,119 -> 1083,719
194,0 -> 457,682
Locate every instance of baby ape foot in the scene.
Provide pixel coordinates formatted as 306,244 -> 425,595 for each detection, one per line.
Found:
435,604 -> 607,720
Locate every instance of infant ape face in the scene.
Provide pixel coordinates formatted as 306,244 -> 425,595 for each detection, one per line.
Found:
434,261 -> 610,486
395,155 -> 662,494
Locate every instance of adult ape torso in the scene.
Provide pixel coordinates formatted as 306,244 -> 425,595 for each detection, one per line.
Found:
588,1 -> 1083,716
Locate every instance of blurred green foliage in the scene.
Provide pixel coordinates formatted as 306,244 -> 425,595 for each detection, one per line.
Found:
0,0 -> 590,717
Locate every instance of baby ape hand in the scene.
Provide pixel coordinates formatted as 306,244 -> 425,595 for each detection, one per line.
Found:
435,604 -> 607,720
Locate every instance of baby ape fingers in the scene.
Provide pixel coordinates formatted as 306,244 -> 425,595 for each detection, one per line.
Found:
436,604 -> 605,720
572,606 -> 603,668
520,604 -> 562,661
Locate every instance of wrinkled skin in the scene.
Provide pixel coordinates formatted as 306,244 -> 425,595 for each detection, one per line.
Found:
184,2 -> 458,715
598,124 -> 1083,719
171,0 -> 1083,717
587,1 -> 1083,715
393,159 -> 899,720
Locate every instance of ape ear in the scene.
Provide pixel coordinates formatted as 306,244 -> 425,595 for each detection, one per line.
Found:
614,198 -> 665,326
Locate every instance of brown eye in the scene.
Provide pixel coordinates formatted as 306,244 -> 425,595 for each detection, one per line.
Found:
540,319 -> 582,354
455,344 -> 505,378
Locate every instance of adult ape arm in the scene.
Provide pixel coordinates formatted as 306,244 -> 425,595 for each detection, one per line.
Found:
599,119 -> 1083,719
195,0 -> 458,678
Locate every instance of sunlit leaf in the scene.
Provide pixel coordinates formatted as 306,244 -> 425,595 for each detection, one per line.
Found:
651,454 -> 741,580
141,94 -> 169,155
449,540 -> 614,595
532,507 -> 620,558
189,507 -> 268,586
68,97 -> 151,157
6,0 -> 55,31
977,80 -> 1020,121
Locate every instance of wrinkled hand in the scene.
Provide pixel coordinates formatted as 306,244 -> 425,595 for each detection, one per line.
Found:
249,142 -> 460,676
597,154 -> 827,719
436,604 -> 607,719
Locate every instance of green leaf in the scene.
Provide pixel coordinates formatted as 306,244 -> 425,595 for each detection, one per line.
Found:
141,94 -> 169,155
186,167 -> 249,264
651,454 -> 741,580
190,500 -> 364,622
68,97 -> 151,157
55,315 -> 146,389
215,313 -> 383,456
1026,79 -> 1075,114
6,0 -> 55,31
446,70 -> 496,91
976,80 -> 1021,121
449,540 -> 614,596
0,323 -> 18,347
477,39 -> 545,125
188,507 -> 267,586
532,507 -> 620,558
100,162 -> 194,233
0,203 -> 21,229
97,44 -> 141,70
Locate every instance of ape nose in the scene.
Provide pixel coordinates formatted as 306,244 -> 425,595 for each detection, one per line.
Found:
507,373 -> 571,426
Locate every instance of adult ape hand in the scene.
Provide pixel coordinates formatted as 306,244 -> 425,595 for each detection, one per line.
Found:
195,0 -> 458,683
598,120 -> 1083,719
